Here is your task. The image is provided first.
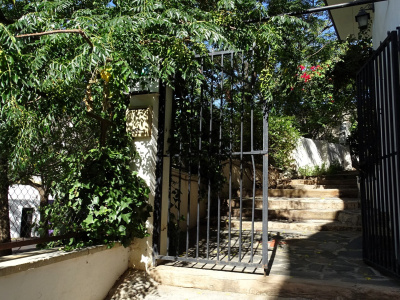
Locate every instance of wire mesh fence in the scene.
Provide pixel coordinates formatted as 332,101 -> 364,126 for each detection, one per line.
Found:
8,184 -> 42,241
4,183 -> 81,253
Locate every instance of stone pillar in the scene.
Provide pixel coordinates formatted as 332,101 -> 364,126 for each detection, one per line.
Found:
127,84 -> 172,270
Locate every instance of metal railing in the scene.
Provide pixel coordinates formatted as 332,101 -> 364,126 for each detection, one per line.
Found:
357,28 -> 400,277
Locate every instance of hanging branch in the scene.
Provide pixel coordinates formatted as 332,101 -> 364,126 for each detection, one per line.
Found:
16,29 -> 93,48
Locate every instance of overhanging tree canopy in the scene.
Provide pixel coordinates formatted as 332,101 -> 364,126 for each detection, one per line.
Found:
0,0 -> 369,252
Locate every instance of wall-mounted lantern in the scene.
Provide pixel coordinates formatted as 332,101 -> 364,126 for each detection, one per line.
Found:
355,8 -> 370,30
355,3 -> 375,31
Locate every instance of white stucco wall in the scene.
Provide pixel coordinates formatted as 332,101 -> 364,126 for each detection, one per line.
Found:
373,0 -> 400,49
292,138 -> 353,171
128,87 -> 173,269
0,245 -> 129,300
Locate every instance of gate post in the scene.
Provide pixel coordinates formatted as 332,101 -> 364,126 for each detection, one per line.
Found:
127,80 -> 173,270
262,99 -> 269,275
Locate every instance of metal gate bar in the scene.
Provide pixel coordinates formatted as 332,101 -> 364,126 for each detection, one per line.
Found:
357,29 -> 400,277
153,50 -> 268,273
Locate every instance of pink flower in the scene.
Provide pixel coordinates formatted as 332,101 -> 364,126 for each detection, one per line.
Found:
299,65 -> 305,71
311,66 -> 316,71
300,73 -> 311,82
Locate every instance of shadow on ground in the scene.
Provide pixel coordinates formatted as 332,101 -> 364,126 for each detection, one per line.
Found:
105,269 -> 159,300
273,224 -> 400,299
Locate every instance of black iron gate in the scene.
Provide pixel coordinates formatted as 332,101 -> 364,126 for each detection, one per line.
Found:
357,29 -> 400,277
153,51 -> 268,274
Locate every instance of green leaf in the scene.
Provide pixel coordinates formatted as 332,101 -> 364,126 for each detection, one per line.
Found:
92,196 -> 100,205
84,214 -> 94,225
121,213 -> 132,224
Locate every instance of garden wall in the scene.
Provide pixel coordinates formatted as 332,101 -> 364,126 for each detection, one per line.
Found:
292,137 -> 352,171
0,244 -> 129,300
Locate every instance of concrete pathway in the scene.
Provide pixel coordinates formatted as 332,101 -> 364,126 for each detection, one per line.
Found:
105,270 -> 270,300
106,230 -> 400,300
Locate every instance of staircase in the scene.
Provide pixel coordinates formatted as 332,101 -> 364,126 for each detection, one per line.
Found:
230,171 -> 361,232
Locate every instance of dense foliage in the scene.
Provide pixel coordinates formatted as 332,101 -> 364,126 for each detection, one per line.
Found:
40,148 -> 151,249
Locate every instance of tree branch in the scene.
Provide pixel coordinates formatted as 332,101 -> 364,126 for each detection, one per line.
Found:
306,42 -> 332,59
318,24 -> 334,36
16,29 -> 93,48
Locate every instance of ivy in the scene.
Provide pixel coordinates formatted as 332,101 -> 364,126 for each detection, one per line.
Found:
268,115 -> 301,169
39,148 -> 151,249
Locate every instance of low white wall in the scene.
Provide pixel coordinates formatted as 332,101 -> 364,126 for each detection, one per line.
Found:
0,244 -> 130,300
292,137 -> 352,171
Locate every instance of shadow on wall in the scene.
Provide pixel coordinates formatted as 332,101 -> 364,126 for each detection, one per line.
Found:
128,106 -> 157,194
168,170 -> 207,231
221,160 -> 263,199
293,138 -> 352,171
131,132 -> 157,195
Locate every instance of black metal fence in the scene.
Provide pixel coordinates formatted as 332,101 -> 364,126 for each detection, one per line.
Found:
357,29 -> 400,277
153,51 -> 269,274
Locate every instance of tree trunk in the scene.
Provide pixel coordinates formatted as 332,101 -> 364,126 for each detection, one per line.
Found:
0,155 -> 12,256
38,181 -> 50,237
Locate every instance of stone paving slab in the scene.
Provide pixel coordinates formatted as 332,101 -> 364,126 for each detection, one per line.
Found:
105,270 -> 272,300
163,230 -> 399,284
107,230 -> 400,299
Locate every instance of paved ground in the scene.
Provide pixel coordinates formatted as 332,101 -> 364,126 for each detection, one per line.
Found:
106,230 -> 400,299
162,229 -> 398,284
105,270 -> 272,300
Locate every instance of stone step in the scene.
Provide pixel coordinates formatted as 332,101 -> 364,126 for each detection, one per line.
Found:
239,188 -> 359,198
268,188 -> 359,198
337,210 -> 362,225
230,208 -> 361,225
231,197 -> 360,210
237,184 -> 358,197
151,259 -> 400,299
319,173 -> 358,180
231,219 -> 362,232
317,179 -> 358,185
283,178 -> 357,186
276,184 -> 357,190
